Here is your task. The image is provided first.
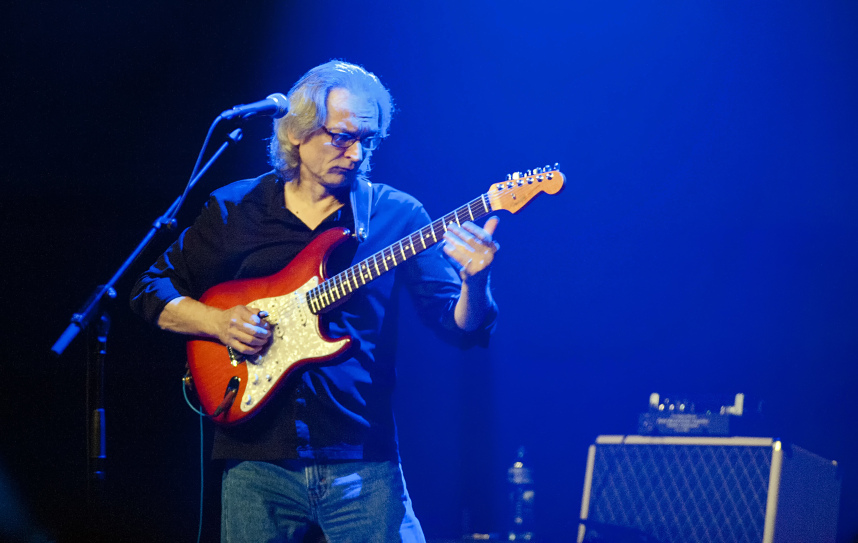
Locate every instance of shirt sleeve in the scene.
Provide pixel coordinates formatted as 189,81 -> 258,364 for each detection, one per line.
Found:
398,206 -> 498,349
129,194 -> 235,326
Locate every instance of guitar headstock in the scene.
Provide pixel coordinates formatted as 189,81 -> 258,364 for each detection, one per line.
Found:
487,164 -> 565,214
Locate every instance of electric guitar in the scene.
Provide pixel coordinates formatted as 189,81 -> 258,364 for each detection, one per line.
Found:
186,165 -> 565,425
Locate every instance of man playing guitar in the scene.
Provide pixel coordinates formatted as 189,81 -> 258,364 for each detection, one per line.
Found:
131,60 -> 499,542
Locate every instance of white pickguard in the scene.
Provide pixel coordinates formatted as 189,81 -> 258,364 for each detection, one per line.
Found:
237,276 -> 349,412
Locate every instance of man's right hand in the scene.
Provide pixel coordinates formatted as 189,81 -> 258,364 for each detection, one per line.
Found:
157,296 -> 272,355
216,305 -> 272,355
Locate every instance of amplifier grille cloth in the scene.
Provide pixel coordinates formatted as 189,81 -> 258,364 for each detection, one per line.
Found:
588,444 -> 772,543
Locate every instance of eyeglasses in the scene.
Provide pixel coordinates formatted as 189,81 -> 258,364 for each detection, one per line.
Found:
321,126 -> 382,151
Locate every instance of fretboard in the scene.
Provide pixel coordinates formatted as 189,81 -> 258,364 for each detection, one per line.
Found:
306,193 -> 492,313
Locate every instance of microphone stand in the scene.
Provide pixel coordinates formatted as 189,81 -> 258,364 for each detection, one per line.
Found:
51,124 -> 243,534
87,312 -> 109,509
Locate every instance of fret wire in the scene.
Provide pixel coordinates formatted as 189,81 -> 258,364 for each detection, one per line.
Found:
467,201 -> 477,220
456,207 -> 467,222
317,285 -> 326,308
321,282 -> 330,304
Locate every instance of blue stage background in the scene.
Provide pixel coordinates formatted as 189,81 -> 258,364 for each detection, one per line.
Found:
2,1 -> 856,541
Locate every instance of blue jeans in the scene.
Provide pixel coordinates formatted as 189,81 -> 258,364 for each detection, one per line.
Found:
221,460 -> 426,543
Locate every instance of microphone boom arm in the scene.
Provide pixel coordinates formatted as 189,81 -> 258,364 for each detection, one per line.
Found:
51,128 -> 244,356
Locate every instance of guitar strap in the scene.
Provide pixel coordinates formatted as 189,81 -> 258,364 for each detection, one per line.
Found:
350,176 -> 372,243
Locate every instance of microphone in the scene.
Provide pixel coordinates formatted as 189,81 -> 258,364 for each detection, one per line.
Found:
220,93 -> 288,120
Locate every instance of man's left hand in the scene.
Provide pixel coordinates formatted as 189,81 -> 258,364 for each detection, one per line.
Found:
442,216 -> 500,282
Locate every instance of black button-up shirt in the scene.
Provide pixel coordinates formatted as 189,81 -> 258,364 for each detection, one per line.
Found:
131,172 -> 496,461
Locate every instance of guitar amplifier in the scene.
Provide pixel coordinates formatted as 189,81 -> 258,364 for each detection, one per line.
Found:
577,435 -> 840,543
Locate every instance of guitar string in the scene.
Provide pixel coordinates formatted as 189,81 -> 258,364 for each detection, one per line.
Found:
296,193 -> 491,316
307,183 -> 546,309
254,181 -> 545,326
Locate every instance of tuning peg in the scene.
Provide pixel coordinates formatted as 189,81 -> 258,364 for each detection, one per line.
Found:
506,173 -> 513,181
533,167 -> 542,174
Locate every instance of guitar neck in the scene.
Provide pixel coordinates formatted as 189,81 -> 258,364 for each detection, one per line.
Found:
306,165 -> 565,313
307,193 -> 492,313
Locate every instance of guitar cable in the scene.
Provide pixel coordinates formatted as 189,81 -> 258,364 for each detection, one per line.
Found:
182,380 -> 206,543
